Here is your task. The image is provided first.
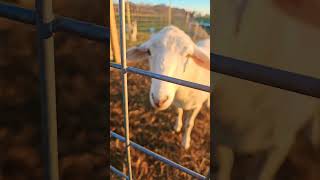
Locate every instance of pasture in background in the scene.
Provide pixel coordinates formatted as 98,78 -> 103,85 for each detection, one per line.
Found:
110,0 -> 210,62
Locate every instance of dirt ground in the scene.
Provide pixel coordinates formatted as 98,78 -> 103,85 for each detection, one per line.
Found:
110,61 -> 211,179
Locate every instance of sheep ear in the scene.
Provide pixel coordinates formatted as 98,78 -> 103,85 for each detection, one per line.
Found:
126,45 -> 149,62
190,46 -> 210,70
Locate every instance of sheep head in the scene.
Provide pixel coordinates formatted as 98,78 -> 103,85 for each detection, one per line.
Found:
126,26 -> 210,110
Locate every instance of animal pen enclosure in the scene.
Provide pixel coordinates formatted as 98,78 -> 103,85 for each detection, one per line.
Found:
1,0 -> 320,180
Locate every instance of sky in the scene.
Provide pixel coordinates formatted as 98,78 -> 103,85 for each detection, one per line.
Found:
126,0 -> 210,15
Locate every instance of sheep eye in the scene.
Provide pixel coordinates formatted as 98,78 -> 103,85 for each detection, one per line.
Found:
147,49 -> 151,56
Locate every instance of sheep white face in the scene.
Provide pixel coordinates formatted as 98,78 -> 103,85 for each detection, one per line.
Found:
147,43 -> 186,110
126,26 -> 210,110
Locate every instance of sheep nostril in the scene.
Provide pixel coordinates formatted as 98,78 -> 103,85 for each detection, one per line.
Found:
151,94 -> 169,108
151,93 -> 159,107
155,102 -> 160,107
151,93 -> 155,101
158,96 -> 169,107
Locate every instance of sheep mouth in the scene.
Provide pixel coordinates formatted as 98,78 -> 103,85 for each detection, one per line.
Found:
149,95 -> 173,111
152,104 -> 171,111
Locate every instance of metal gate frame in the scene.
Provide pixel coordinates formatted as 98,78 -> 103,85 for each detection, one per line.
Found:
0,1 -> 319,180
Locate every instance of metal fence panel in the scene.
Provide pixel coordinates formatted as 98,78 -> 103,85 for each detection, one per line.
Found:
111,131 -> 207,180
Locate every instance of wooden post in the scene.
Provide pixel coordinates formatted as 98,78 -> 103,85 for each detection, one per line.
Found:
192,23 -> 199,41
126,0 -> 137,42
185,12 -> 190,30
126,0 -> 132,27
110,0 -> 121,63
168,0 -> 172,25
110,38 -> 114,60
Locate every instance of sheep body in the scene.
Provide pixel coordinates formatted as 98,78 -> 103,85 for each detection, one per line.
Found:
173,38 -> 210,110
213,0 -> 320,179
126,26 -> 210,149
214,71 -> 320,180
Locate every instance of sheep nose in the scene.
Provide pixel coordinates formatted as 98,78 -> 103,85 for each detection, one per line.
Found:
152,93 -> 169,108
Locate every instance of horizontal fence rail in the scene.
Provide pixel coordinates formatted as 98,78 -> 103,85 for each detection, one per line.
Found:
110,62 -> 211,92
110,165 -> 129,180
0,2 -> 109,42
212,53 -> 320,98
111,131 -> 207,180
0,1 -> 35,24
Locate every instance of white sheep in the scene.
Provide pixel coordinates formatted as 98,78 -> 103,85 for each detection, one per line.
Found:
212,0 -> 320,180
126,25 -> 210,149
185,51 -> 320,180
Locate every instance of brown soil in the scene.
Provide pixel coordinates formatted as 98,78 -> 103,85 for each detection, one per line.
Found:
110,61 -> 211,180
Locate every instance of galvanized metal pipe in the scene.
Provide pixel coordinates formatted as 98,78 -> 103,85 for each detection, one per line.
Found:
212,53 -> 320,98
0,2 -> 108,42
53,17 -> 108,42
35,0 -> 59,179
111,131 -> 207,180
119,0 -> 133,179
0,1 -> 35,24
110,165 -> 129,180
110,62 -> 211,92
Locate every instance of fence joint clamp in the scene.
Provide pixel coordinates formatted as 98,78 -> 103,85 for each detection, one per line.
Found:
121,67 -> 128,74
35,12 -> 55,39
38,20 -> 54,39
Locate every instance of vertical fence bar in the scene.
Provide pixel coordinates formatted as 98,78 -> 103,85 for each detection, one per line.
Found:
35,0 -> 59,179
119,0 -> 133,179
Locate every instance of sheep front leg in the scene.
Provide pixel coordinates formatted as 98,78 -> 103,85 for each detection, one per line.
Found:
257,136 -> 295,180
216,145 -> 234,180
182,106 -> 201,149
174,108 -> 184,132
